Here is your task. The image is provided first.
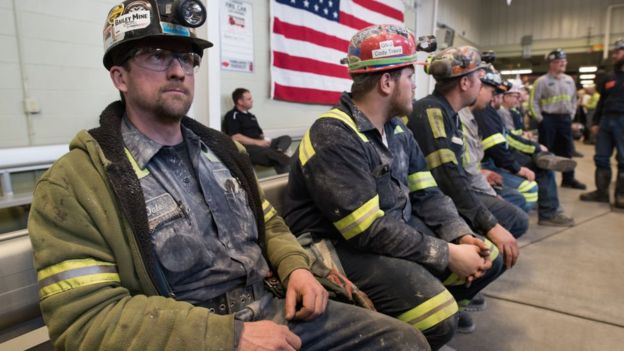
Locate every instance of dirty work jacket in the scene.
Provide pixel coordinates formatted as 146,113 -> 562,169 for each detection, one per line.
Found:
284,93 -> 473,274
409,92 -> 499,235
28,101 -> 309,351
594,70 -> 624,125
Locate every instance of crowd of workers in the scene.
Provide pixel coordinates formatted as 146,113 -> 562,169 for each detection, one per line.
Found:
26,0 -> 623,350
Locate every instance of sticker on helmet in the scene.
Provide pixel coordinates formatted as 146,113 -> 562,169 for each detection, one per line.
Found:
161,22 -> 191,37
113,9 -> 151,37
107,4 -> 125,25
372,40 -> 404,58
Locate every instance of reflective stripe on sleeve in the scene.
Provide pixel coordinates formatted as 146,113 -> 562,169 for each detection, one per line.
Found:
262,199 -> 278,222
408,171 -> 438,192
397,289 -> 458,331
518,180 -> 538,193
37,258 -> 120,299
333,195 -> 384,240
298,129 -> 316,166
481,133 -> 506,151
124,148 -> 150,179
506,135 -> 536,154
484,238 -> 500,261
426,108 -> 447,139
425,149 -> 458,169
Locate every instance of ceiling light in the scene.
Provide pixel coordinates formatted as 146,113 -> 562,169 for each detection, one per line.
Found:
500,69 -> 532,75
580,80 -> 594,85
579,74 -> 596,80
579,66 -> 597,73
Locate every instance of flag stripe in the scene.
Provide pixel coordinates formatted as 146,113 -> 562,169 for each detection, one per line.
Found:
352,0 -> 404,22
274,83 -> 342,105
272,2 -> 354,41
272,66 -> 351,92
273,16 -> 349,53
338,10 -> 373,29
271,33 -> 346,68
273,51 -> 350,79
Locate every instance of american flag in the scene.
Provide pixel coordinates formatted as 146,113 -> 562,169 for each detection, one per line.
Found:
270,0 -> 405,105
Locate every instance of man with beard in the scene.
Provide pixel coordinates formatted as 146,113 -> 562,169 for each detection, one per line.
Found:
26,2 -> 431,350
409,48 -> 523,277
530,49 -> 586,189
284,25 -> 505,348
581,39 -> 624,209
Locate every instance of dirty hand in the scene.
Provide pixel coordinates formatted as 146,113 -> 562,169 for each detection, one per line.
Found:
257,139 -> 272,147
516,166 -> 535,182
284,269 -> 328,321
481,169 -> 503,186
486,223 -> 519,269
448,243 -> 489,279
239,321 -> 301,351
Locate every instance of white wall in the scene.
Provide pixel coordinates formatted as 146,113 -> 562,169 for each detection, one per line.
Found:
0,0 -> 120,148
437,0 -> 482,47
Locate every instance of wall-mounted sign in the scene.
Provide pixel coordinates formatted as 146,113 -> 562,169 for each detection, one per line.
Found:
220,0 -> 254,73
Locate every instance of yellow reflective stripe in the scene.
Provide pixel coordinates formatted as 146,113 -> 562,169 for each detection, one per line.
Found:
124,148 -> 150,179
400,116 -> 409,125
518,180 -> 537,193
482,133 -> 506,151
397,289 -> 458,331
523,192 -> 538,202
540,94 -> 571,106
506,135 -> 536,154
298,129 -> 316,166
443,272 -> 465,286
333,195 -> 384,240
262,199 -> 277,222
484,238 -> 499,261
320,109 -> 369,142
408,171 -> 437,192
37,259 -> 119,299
426,108 -> 446,139
510,129 -> 523,136
425,149 -> 458,169
394,124 -> 404,134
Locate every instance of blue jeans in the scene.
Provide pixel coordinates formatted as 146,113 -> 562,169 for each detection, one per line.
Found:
594,115 -> 624,172
484,162 -> 560,220
236,293 -> 430,350
475,192 -> 528,238
495,179 -> 537,213
539,113 -> 576,183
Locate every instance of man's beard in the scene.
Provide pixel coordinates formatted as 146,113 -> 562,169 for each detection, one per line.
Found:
615,59 -> 624,71
388,90 -> 413,117
153,95 -> 191,123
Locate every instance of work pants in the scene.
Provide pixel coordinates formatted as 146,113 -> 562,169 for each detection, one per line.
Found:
539,113 -> 576,183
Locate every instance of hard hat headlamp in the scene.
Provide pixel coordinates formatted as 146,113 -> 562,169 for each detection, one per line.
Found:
174,0 -> 206,27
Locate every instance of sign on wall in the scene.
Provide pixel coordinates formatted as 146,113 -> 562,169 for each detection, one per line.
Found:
220,0 -> 254,73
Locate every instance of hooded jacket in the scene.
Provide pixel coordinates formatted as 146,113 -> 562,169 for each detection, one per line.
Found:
28,101 -> 309,350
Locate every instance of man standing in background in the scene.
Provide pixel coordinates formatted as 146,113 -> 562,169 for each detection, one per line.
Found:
530,49 -> 586,189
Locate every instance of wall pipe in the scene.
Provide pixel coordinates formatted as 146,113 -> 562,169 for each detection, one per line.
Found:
11,0 -> 34,145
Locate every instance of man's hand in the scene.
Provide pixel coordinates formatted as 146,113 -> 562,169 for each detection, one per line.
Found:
284,269 -> 328,321
516,166 -> 535,181
486,223 -> 519,269
257,139 -> 272,147
447,243 -> 490,280
591,125 -> 599,136
239,321 -> 301,351
458,235 -> 491,258
539,144 -> 549,152
481,169 -> 502,186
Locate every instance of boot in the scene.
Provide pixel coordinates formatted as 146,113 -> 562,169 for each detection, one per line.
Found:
614,172 -> 624,209
534,152 -> 577,172
580,168 -> 611,203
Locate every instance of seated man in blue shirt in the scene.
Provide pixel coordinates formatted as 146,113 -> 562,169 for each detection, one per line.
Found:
223,88 -> 292,173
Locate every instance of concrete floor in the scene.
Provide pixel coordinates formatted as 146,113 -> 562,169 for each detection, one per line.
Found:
447,141 -> 624,351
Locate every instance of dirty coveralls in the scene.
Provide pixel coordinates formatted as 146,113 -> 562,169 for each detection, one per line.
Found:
284,93 -> 505,350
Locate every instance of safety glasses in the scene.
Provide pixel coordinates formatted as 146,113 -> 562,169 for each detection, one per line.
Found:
129,47 -> 201,75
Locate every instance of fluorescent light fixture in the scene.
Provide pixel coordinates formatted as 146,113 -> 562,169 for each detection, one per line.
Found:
580,80 -> 594,85
579,74 -> 596,80
579,66 -> 597,73
500,69 -> 532,75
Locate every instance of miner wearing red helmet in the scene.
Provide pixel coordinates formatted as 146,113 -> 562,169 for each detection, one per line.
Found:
284,24 -> 503,350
